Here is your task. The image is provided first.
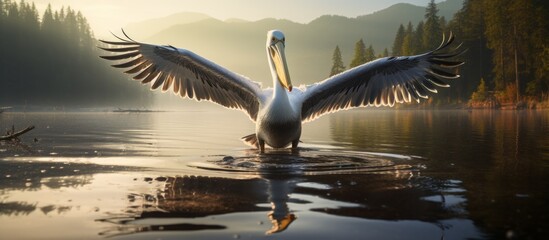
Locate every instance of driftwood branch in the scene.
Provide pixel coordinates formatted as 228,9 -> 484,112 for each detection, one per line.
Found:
0,125 -> 35,141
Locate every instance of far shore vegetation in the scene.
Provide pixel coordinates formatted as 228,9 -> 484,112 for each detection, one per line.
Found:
329,0 -> 548,109
0,0 -> 153,108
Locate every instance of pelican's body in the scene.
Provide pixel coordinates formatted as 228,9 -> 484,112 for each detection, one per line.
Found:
100,30 -> 464,152
256,81 -> 301,149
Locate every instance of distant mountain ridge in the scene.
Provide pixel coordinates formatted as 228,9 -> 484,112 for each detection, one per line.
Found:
124,12 -> 211,39
121,0 -> 463,87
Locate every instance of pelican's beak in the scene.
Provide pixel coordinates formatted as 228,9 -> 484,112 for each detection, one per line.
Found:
270,41 -> 293,92
266,213 -> 297,234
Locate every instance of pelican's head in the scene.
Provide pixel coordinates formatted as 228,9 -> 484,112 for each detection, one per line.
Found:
267,30 -> 292,92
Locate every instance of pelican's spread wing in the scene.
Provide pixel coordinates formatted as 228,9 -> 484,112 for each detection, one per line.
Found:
300,33 -> 464,122
99,33 -> 264,121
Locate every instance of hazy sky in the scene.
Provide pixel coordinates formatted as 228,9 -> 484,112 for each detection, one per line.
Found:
32,0 -> 441,37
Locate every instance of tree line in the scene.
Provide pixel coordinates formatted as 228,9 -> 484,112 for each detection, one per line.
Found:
328,0 -> 548,106
329,39 -> 389,77
0,0 -> 152,108
449,0 -> 548,106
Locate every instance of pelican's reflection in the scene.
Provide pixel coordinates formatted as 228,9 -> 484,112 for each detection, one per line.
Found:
255,150 -> 310,234
263,173 -> 299,234
99,151 -> 468,238
98,157 -> 306,236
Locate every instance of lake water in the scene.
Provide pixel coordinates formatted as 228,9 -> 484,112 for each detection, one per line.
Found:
1,109 -> 548,239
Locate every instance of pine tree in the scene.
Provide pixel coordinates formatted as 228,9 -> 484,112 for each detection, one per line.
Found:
392,24 -> 405,56
365,44 -> 376,62
401,21 -> 414,55
382,48 -> 389,57
41,4 -> 54,31
329,45 -> 345,76
6,1 -> 19,22
423,0 -> 442,51
471,78 -> 487,102
349,38 -> 366,68
0,0 -> 5,19
507,0 -> 547,99
484,0 -> 512,91
446,0 -> 491,102
0,0 -> 4,40
20,1 -> 39,29
439,16 -> 447,32
414,21 -> 424,53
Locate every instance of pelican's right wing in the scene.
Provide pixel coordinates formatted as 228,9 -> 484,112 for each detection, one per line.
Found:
299,33 -> 464,122
99,32 -> 264,121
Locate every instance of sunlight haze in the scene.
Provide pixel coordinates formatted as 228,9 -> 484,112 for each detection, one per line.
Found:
31,0 -> 442,37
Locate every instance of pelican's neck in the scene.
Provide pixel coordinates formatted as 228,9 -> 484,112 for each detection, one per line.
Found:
271,79 -> 293,120
268,49 -> 290,103
273,77 -> 289,101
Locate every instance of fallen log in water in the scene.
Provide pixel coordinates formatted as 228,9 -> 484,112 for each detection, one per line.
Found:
0,126 -> 35,141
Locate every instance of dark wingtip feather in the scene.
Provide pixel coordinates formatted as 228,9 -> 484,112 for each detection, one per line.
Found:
435,32 -> 447,51
110,31 -> 132,43
98,39 -> 137,46
425,74 -> 450,87
434,32 -> 455,52
430,68 -> 460,79
451,42 -> 464,52
433,48 -> 468,59
99,51 -> 140,60
121,29 -> 138,43
98,46 -> 140,53
428,58 -> 465,68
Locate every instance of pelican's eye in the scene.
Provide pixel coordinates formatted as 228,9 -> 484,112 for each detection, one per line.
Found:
282,37 -> 285,42
271,37 -> 276,42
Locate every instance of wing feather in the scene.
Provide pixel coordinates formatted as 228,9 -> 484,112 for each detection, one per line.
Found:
300,33 -> 464,122
112,56 -> 145,68
125,61 -> 150,74
142,71 -> 160,84
99,32 -> 264,121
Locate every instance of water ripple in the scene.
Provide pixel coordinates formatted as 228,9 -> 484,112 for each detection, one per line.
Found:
190,148 -> 419,175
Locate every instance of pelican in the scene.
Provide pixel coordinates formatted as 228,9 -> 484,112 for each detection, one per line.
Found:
100,30 -> 464,152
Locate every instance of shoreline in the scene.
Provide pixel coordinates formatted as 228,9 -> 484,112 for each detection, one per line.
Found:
2,101 -> 548,113
468,99 -> 549,110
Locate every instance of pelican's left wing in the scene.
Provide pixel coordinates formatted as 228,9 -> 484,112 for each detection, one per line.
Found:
299,33 -> 464,122
99,33 -> 264,121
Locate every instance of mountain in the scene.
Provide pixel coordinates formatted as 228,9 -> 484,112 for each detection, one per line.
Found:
437,0 -> 466,17
124,0 -> 463,88
124,12 -> 211,39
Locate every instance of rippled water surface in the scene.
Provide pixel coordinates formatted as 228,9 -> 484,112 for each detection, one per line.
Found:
1,109 -> 548,239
